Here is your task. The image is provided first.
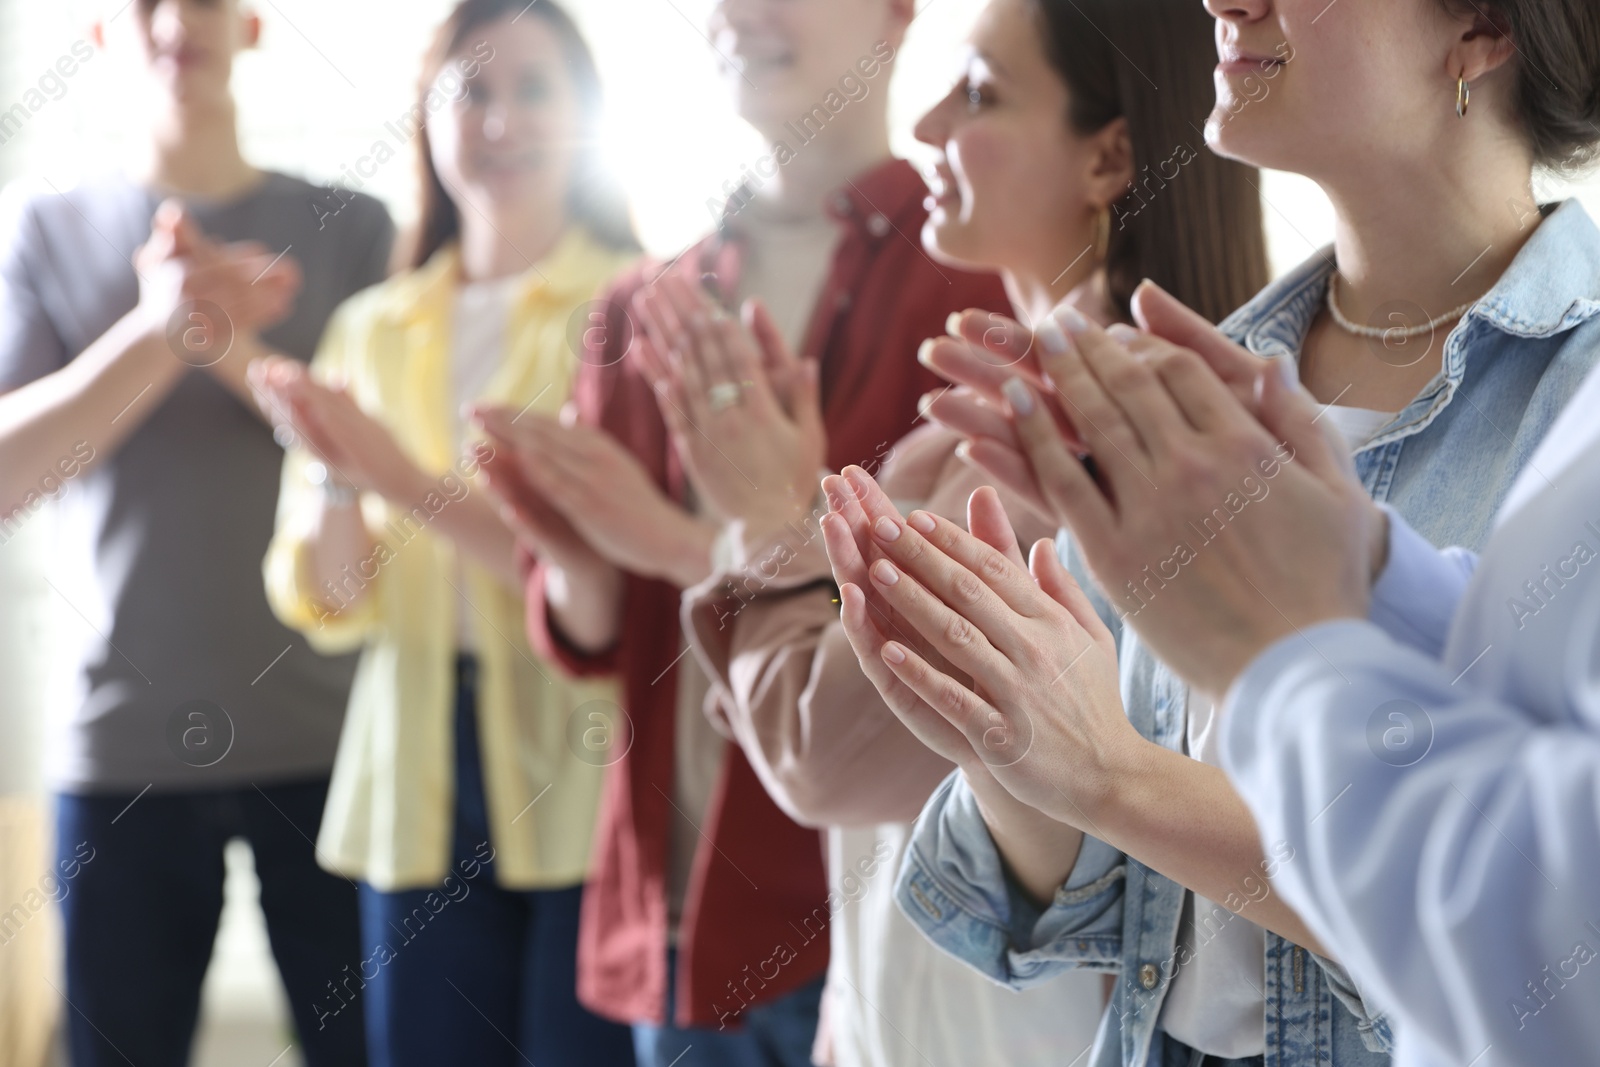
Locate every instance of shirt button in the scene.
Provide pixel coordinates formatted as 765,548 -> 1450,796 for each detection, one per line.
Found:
835,292 -> 852,312
1138,963 -> 1159,990
867,212 -> 891,237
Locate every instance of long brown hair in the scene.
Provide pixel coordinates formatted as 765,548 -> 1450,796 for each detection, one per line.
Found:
404,0 -> 639,271
1032,0 -> 1269,324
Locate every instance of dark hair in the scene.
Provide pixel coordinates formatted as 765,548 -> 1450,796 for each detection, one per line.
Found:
1437,0 -> 1600,170
404,0 -> 639,271
1030,0 -> 1269,325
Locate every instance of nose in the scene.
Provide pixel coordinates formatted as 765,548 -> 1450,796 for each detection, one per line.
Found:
483,101 -> 508,142
913,84 -> 959,149
1203,0 -> 1271,24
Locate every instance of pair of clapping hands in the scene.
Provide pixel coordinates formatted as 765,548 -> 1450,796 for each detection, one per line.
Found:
821,281 -> 1390,821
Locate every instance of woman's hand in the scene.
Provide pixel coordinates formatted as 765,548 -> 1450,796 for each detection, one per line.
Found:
469,402 -> 717,589
249,356 -> 429,503
996,300 -> 1386,699
823,467 -> 1135,830
632,275 -> 826,540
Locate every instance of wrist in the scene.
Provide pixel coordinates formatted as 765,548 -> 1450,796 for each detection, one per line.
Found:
662,516 -> 718,589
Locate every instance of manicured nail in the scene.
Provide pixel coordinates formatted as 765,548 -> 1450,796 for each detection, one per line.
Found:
908,511 -> 936,535
872,559 -> 900,586
1054,305 -> 1090,335
882,642 -> 907,665
945,311 -> 964,337
1036,318 -> 1069,355
917,391 -> 936,418
918,338 -> 937,366
873,516 -> 901,543
1106,323 -> 1140,343
1002,377 -> 1035,417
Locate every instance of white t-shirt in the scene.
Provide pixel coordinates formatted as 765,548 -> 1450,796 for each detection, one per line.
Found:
1158,692 -> 1270,1057
1322,404 -> 1397,451
450,274 -> 521,651
826,823 -> 1104,1067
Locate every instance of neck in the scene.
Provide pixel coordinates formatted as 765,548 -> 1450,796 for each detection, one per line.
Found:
1319,137 -> 1537,325
457,200 -> 567,283
1004,258 -> 1118,330
136,98 -> 259,200
748,98 -> 893,219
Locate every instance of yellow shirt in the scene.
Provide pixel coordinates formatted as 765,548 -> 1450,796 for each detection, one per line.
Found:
264,230 -> 635,891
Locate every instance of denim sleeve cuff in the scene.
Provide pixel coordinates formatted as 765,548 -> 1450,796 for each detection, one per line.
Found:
1368,505 -> 1476,658
895,773 -> 1124,991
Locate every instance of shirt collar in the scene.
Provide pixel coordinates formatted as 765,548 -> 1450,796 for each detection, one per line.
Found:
714,157 -> 926,245
387,226 -> 614,325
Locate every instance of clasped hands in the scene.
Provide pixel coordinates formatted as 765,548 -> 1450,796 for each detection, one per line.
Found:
823,281 -> 1389,822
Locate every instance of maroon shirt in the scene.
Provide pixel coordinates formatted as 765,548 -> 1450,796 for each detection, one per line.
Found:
525,158 -> 1011,1029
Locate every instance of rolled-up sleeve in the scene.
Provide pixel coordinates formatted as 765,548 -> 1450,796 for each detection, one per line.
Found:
1367,506 -> 1478,657
894,771 -> 1126,989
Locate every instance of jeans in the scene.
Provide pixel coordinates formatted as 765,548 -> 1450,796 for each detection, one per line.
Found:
56,777 -> 366,1067
357,656 -> 634,1067
632,948 -> 823,1067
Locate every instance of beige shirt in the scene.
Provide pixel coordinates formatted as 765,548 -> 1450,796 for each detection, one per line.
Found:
682,426 -> 1100,1066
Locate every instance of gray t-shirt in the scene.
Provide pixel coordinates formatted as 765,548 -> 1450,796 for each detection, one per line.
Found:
0,171 -> 394,794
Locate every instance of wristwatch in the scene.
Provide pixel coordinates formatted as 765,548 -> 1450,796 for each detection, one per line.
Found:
305,460 -> 359,506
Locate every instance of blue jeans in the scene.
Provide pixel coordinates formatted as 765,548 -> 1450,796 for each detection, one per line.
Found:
357,656 -> 634,1067
56,777 -> 366,1067
632,948 -> 823,1067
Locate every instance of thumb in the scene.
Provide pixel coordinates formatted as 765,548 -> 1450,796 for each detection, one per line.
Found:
966,485 -> 1025,569
1254,359 -> 1350,484
1029,538 -> 1111,645
1132,281 -> 1273,396
793,359 -> 824,439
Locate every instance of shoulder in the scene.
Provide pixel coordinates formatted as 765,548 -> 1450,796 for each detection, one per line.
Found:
256,171 -> 394,239
1,173 -> 144,251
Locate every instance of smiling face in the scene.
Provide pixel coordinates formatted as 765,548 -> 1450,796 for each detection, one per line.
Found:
912,0 -> 1122,280
104,0 -> 257,106
709,0 -> 905,132
427,14 -> 581,219
1203,0 -> 1476,178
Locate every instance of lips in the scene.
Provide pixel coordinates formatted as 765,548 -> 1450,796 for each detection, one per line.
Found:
1216,42 -> 1286,77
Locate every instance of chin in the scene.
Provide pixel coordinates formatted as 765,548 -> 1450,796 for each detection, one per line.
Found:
921,215 -> 993,273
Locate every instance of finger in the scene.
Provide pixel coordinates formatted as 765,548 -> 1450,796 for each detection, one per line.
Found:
1143,341 -> 1253,434
1132,280 -> 1276,398
712,314 -> 781,418
744,298 -> 799,382
966,485 -> 1027,571
824,474 -> 885,579
945,309 -> 1042,381
1065,313 -> 1190,456
1255,358 -> 1348,483
921,389 -> 1019,450
868,504 -> 1042,627
955,440 -> 1053,522
919,335 -> 1048,400
1000,377 -> 1119,541
837,585 -> 977,765
1028,539 -> 1113,647
877,637 -> 1013,763
1031,328 -> 1153,496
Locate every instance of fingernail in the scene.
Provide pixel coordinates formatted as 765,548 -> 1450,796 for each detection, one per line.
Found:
873,559 -> 900,586
908,511 -> 936,535
918,338 -> 937,367
917,391 -> 936,417
1036,318 -> 1069,355
873,516 -> 901,543
1054,305 -> 1090,335
954,440 -> 975,463
945,312 -> 964,337
1106,323 -> 1140,343
882,642 -> 907,665
1001,377 -> 1035,417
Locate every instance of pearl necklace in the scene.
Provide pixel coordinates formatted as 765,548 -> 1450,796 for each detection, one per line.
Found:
1326,274 -> 1477,340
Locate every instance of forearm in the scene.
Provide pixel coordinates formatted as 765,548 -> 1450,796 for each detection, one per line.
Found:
304,497 -> 380,610
202,335 -> 274,424
1087,740 -> 1328,954
967,766 -> 1086,907
0,311 -> 184,511
545,555 -> 625,655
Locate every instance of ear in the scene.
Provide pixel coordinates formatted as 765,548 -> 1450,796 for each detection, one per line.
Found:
1086,115 -> 1134,210
1449,5 -> 1516,84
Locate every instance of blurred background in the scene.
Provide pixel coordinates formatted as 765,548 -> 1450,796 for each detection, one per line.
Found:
0,1 -> 1597,1064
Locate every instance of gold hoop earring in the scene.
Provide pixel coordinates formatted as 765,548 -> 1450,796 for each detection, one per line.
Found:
1457,75 -> 1470,118
1093,206 -> 1112,264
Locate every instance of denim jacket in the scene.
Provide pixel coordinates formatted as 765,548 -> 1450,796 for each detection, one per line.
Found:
894,199 -> 1600,1067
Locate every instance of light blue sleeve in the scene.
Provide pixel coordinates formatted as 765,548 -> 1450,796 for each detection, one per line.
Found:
1222,619 -> 1600,1065
1367,506 -> 1478,657
894,770 -> 1127,989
